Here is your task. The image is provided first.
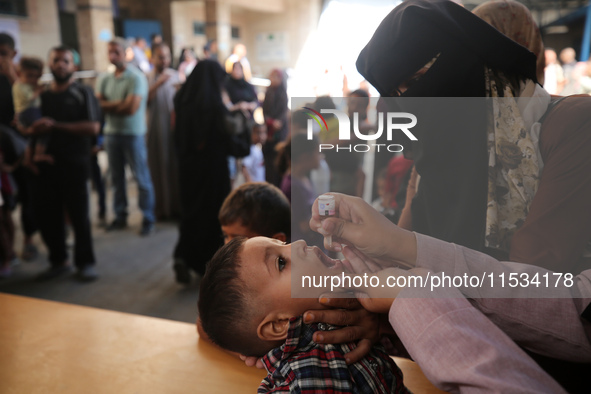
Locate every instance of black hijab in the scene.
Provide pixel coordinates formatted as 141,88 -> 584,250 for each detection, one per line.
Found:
176,59 -> 225,109
224,63 -> 257,104
356,0 -> 537,98
174,60 -> 226,158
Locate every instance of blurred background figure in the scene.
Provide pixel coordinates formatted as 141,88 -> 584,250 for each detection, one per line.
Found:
150,33 -> 163,49
559,47 -> 585,95
147,42 -> 180,221
225,43 -> 251,81
203,40 -> 218,62
177,47 -> 197,83
544,48 -> 565,94
130,37 -> 150,74
97,38 -> 155,236
239,123 -> 267,185
224,61 -> 258,187
279,132 -> 322,247
262,68 -> 289,187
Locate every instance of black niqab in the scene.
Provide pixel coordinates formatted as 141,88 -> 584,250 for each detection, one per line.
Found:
356,0 -> 537,98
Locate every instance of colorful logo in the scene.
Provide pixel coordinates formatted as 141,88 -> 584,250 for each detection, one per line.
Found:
303,107 -> 328,134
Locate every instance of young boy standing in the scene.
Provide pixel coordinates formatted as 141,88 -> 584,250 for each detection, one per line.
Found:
13,57 -> 54,167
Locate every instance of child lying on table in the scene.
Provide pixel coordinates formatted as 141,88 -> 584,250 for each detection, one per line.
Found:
198,236 -> 410,393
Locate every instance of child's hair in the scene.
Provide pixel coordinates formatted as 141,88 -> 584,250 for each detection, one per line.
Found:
198,237 -> 272,356
19,57 -> 43,74
219,182 -> 291,240
0,32 -> 15,50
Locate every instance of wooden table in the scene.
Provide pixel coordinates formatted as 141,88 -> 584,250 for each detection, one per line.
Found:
0,293 -> 443,393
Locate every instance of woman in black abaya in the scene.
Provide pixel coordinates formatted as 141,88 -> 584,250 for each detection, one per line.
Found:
172,60 -> 249,283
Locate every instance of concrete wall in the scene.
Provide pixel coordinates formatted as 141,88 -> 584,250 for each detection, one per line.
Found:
170,1 -> 207,63
172,0 -> 319,78
118,0 -> 173,47
0,0 -> 320,76
0,0 -> 61,64
238,0 -> 320,78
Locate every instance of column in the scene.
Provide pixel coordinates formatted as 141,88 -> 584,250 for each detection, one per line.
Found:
75,0 -> 114,72
205,0 -> 232,64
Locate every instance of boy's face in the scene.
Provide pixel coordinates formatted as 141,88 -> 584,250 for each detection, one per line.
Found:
252,126 -> 267,145
222,221 -> 260,244
22,69 -> 41,85
239,237 -> 345,316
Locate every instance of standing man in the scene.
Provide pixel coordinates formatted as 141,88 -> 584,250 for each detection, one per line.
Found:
203,39 -> 218,62
147,42 -> 180,220
96,37 -> 155,236
0,32 -> 18,87
28,45 -> 99,281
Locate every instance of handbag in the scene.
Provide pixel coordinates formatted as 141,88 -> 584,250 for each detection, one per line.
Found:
221,110 -> 252,158
224,109 -> 252,136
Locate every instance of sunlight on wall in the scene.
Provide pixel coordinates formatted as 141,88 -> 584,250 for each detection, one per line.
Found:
290,0 -> 401,98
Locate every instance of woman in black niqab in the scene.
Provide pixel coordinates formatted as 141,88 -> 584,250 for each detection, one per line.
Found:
356,0 -> 538,256
173,60 -> 249,281
356,1 -> 591,390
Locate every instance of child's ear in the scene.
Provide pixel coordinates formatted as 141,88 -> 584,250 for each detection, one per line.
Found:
271,232 -> 287,243
257,312 -> 292,342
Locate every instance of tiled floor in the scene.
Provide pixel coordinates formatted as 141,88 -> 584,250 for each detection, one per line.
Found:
1,169 -> 200,324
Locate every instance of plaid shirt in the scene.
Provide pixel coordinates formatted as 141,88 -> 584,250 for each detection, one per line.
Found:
258,317 -> 410,394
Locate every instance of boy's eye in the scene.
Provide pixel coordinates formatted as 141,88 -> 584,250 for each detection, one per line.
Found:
277,256 -> 287,272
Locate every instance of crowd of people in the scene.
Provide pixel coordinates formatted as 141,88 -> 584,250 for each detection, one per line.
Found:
0,32 -> 291,283
1,0 -> 591,392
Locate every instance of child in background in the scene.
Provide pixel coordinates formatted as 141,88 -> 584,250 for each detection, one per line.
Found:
219,182 -> 290,244
12,57 -> 53,167
12,57 -> 43,129
196,181 -> 291,344
240,123 -> 267,184
177,181 -> 290,284
199,237 -> 409,393
372,168 -> 397,223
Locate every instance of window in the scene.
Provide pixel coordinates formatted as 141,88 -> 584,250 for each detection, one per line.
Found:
231,26 -> 240,39
0,0 -> 27,17
193,21 -> 206,36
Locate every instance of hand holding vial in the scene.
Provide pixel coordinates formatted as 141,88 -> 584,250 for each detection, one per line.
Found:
310,193 -> 417,269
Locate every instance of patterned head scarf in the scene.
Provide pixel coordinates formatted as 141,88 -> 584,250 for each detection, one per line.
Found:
474,0 -> 545,85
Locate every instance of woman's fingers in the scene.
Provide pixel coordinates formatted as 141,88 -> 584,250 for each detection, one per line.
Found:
342,245 -> 372,274
344,338 -> 372,365
304,307 -> 362,327
312,325 -> 364,347
346,245 -> 385,273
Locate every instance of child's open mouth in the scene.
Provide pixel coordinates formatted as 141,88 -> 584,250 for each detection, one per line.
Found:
312,246 -> 343,270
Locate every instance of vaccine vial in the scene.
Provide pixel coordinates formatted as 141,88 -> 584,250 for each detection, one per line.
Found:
318,194 -> 336,246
